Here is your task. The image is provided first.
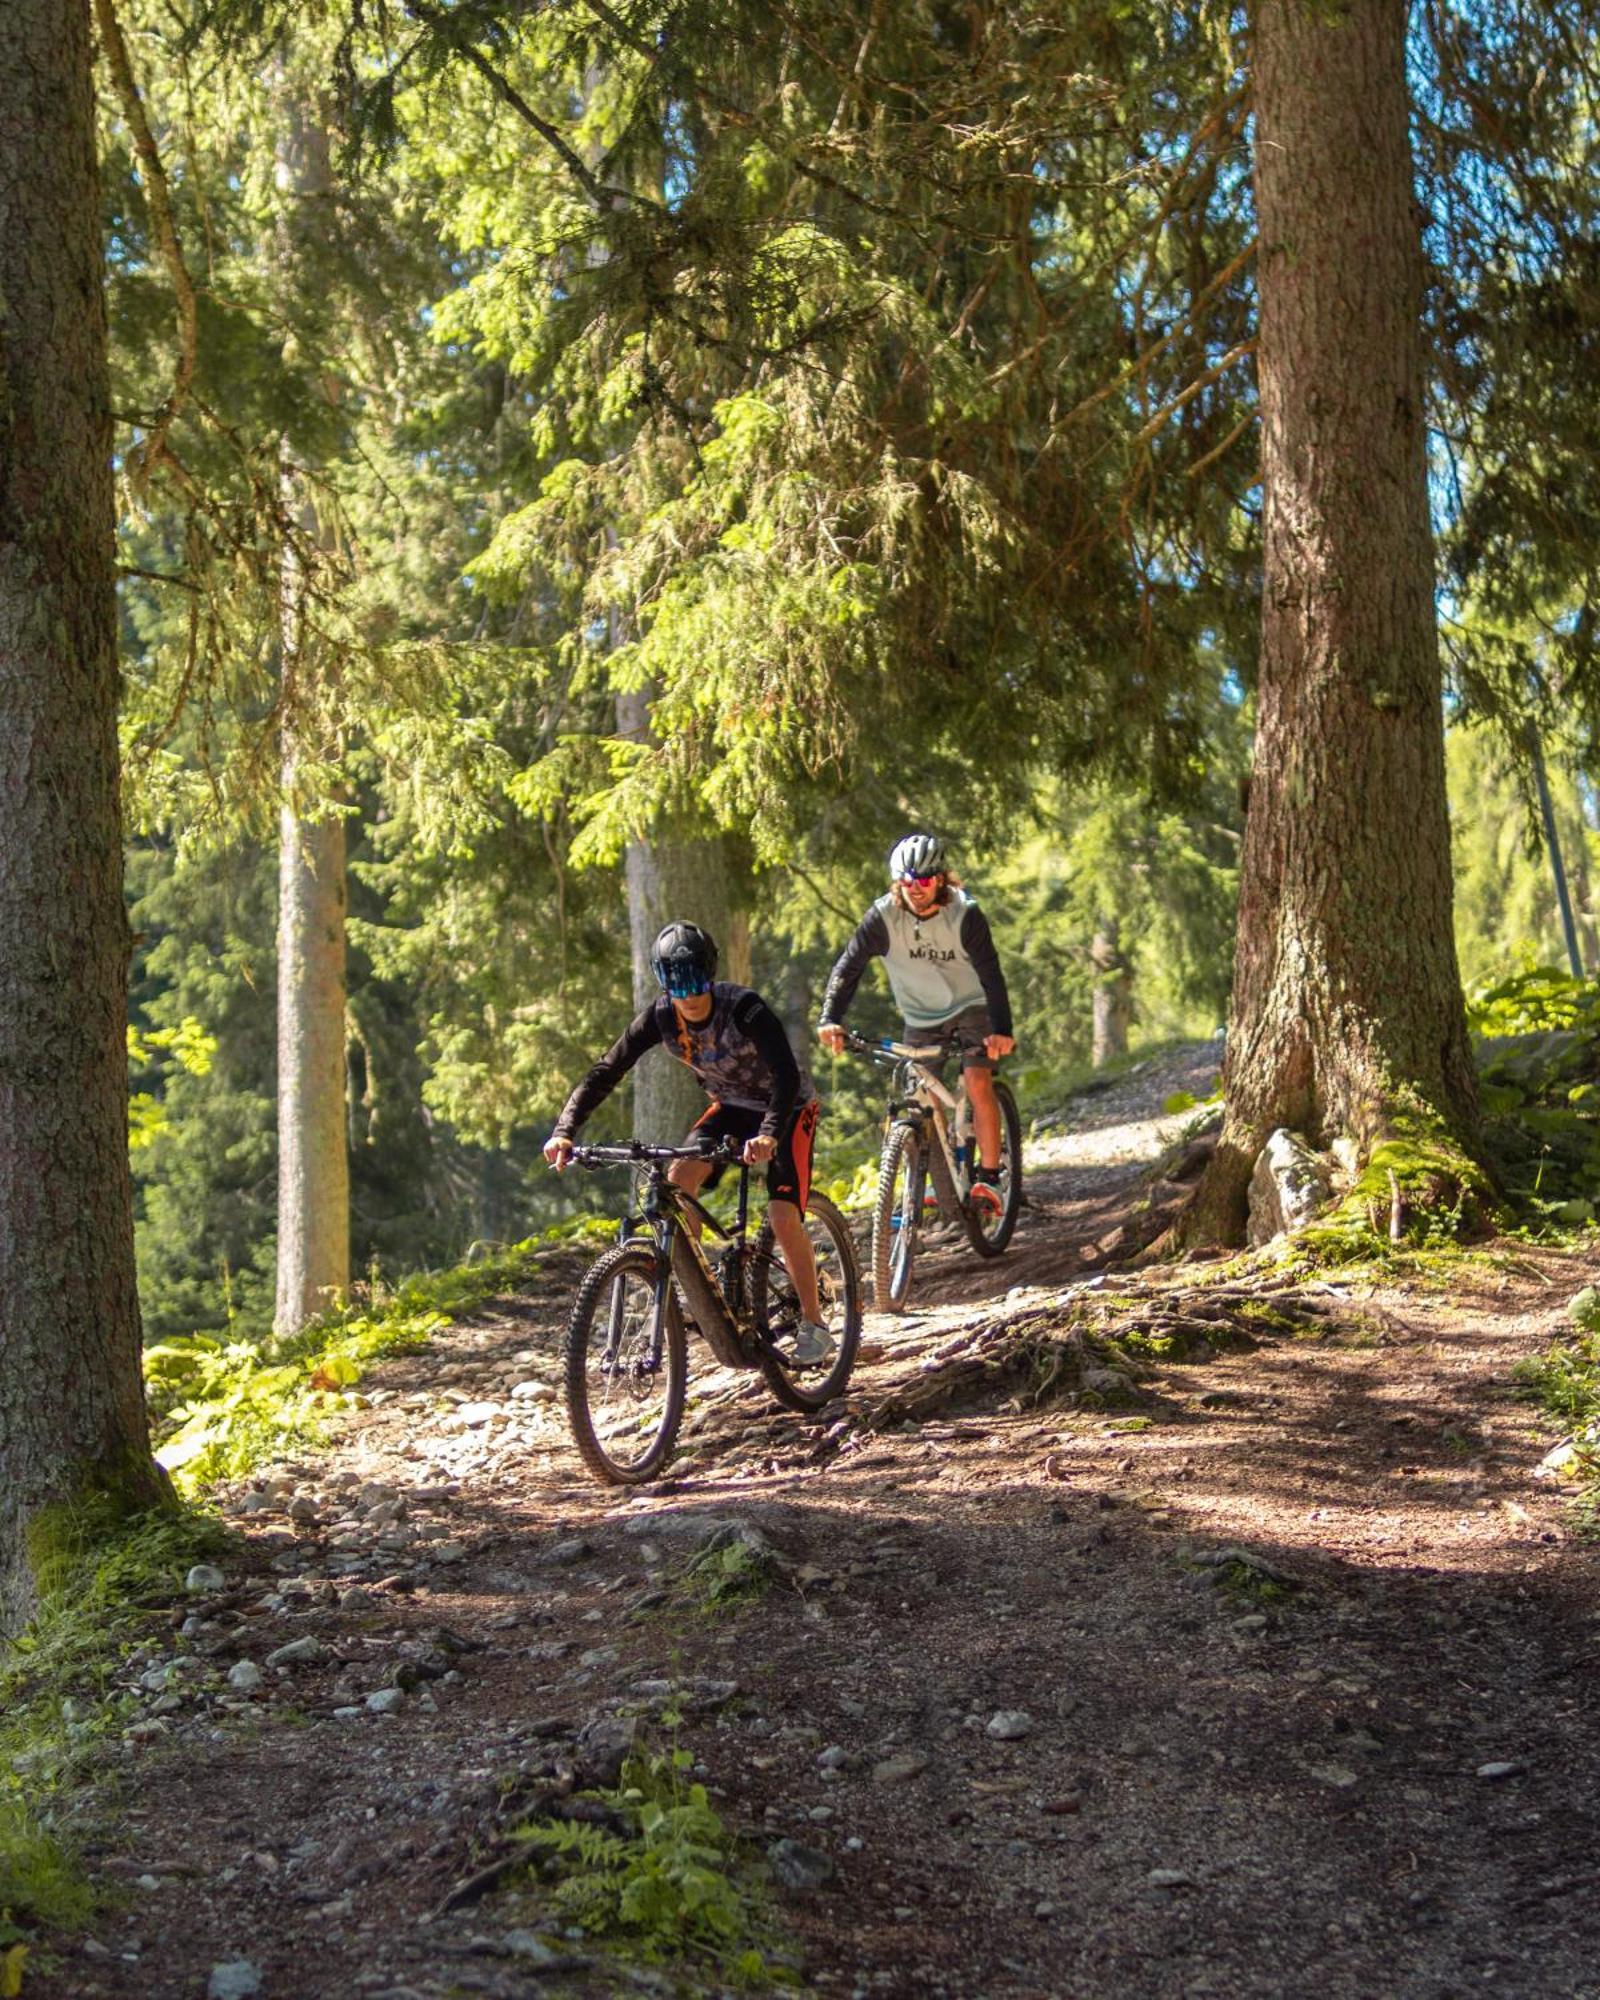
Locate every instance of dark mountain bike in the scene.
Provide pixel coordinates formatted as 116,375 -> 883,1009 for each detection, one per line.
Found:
562,1141 -> 862,1484
839,1029 -> 1022,1310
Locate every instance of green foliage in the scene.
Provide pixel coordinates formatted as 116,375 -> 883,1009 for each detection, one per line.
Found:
146,1229 -> 609,1491
514,1751 -> 785,1982
675,1533 -> 776,1615
1515,1288 -> 1600,1513
1448,730 -> 1599,990
0,1507 -> 225,1941
1471,973 -> 1600,1228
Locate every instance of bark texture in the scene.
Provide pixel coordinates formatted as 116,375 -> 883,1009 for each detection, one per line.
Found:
1189,0 -> 1477,1242
0,0 -> 169,1636
274,783 -> 350,1331
1090,921 -> 1132,1068
272,91 -> 350,1332
616,689 -> 739,1143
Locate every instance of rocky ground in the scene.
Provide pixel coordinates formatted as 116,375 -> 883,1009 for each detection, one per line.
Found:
41,1044 -> 1600,1999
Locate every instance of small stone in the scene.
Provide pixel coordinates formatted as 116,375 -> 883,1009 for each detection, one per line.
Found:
207,1961 -> 263,2000
457,1401 -> 502,1427
366,1688 -> 405,1715
1033,1900 -> 1057,1919
185,1564 -> 226,1595
502,1930 -> 561,1965
548,1537 -> 594,1566
574,1715 -> 636,1786
287,1496 -> 320,1524
1476,1761 -> 1524,1781
511,1380 -> 556,1402
817,1745 -> 852,1771
1147,1868 -> 1195,1889
338,1587 -> 372,1612
430,1541 -> 468,1565
266,1636 -> 324,1669
987,1711 -> 1033,1741
768,1838 -> 835,1892
1309,1762 -> 1359,1789
227,1660 -> 264,1694
871,1751 -> 929,1784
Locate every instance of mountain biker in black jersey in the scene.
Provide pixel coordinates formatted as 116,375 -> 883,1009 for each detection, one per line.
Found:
544,922 -> 835,1365
818,834 -> 1016,1213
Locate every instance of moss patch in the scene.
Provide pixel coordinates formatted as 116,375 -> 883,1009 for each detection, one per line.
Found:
1,1504 -> 224,1941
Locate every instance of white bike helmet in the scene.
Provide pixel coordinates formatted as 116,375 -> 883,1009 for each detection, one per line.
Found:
889,832 -> 947,880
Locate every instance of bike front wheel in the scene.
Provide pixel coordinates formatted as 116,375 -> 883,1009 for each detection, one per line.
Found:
962,1077 -> 1023,1257
871,1121 -> 925,1311
751,1191 -> 863,1412
564,1241 -> 687,1484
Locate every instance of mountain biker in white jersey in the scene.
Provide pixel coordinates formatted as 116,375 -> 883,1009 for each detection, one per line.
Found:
817,834 -> 1016,1212
544,921 -> 836,1366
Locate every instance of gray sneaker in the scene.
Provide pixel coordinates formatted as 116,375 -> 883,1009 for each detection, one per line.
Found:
790,1319 -> 837,1368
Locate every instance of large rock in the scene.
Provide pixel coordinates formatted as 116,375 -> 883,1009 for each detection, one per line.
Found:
1246,1129 -> 1333,1247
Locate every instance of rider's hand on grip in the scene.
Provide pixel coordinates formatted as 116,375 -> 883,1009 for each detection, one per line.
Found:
544,1134 -> 574,1172
818,1022 -> 847,1054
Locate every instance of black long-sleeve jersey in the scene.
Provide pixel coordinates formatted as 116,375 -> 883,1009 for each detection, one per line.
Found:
551,983 -> 811,1142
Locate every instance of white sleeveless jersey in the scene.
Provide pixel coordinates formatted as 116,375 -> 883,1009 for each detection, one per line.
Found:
873,888 -> 990,1028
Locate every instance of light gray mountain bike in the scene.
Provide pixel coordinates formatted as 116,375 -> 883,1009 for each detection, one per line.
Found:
840,1028 -> 1022,1311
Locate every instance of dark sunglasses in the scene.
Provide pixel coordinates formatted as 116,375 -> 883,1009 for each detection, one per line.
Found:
663,965 -> 712,998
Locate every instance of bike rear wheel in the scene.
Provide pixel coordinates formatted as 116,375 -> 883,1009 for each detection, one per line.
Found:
962,1077 -> 1023,1257
871,1121 -> 925,1311
564,1242 -> 687,1484
751,1191 -> 863,1411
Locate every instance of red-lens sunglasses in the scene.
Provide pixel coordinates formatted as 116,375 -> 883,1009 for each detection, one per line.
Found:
900,872 -> 942,888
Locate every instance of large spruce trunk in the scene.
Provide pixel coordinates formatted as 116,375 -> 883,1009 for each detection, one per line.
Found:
0,0 -> 170,1637
272,91 -> 350,1333
1188,0 -> 1478,1242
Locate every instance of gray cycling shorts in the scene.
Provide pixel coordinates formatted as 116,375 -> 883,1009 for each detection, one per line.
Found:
901,1005 -> 995,1071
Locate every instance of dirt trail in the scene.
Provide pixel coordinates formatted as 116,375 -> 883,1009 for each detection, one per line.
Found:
51,1046 -> 1600,2000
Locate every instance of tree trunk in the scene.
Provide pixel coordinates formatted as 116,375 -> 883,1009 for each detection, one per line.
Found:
617,688 -> 738,1143
1090,921 -> 1132,1067
0,0 -> 170,1637
1186,0 -> 1478,1243
275,772 -> 350,1330
273,91 -> 350,1331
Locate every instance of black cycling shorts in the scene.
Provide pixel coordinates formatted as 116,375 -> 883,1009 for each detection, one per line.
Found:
689,1098 -> 819,1208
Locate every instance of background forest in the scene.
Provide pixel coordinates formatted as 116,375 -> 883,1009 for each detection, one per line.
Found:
101,0 -> 1600,1347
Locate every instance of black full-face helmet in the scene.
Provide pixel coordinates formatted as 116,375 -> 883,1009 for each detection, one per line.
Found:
651,921 -> 718,999
889,832 -> 947,882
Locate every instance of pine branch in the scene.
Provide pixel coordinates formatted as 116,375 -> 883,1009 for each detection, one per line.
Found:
93,0 -> 199,488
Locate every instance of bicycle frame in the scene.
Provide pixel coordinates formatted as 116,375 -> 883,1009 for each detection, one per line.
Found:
580,1142 -> 754,1370
849,1032 -> 976,1216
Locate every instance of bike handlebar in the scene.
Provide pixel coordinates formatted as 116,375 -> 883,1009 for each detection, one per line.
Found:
568,1139 -> 745,1170
834,1026 -> 954,1064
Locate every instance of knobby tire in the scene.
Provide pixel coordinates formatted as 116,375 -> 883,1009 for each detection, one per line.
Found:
751,1190 -> 863,1412
563,1241 -> 687,1484
963,1077 -> 1023,1257
871,1121 -> 925,1311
